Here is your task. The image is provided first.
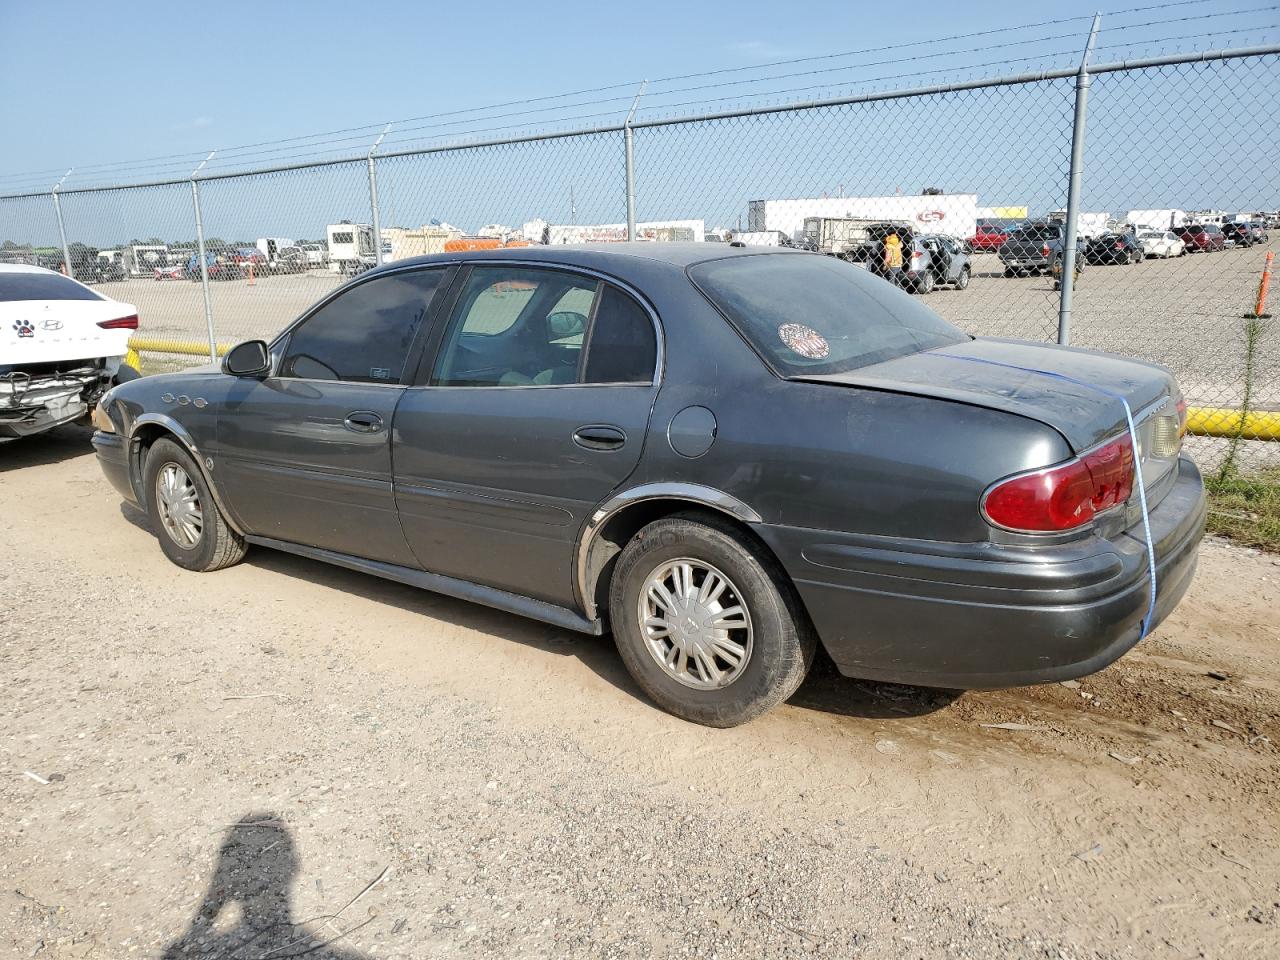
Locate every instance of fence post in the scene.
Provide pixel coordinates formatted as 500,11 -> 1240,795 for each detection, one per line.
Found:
51,169 -> 73,278
369,124 -> 391,266
624,82 -> 647,241
190,152 -> 217,363
1057,13 -> 1102,346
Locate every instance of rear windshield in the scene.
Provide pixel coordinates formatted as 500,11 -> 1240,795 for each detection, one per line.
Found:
1010,224 -> 1058,241
0,271 -> 102,302
688,253 -> 968,377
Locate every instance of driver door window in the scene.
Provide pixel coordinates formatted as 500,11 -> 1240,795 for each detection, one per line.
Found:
280,269 -> 446,383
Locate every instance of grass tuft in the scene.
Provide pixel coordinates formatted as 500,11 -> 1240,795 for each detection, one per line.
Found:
1205,469 -> 1280,552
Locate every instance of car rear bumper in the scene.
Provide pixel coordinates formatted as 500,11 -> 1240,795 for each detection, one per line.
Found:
754,456 -> 1206,689
92,430 -> 140,506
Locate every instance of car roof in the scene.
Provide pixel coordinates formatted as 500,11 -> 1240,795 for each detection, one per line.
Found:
364,242 -> 808,279
0,262 -> 60,276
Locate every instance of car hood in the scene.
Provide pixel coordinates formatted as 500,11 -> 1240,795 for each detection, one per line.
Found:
798,337 -> 1174,453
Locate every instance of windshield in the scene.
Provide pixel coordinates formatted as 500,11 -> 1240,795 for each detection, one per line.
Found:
688,253 -> 968,377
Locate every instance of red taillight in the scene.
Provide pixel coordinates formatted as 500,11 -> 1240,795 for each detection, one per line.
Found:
97,314 -> 139,330
1041,244 -> 1051,257
983,436 -> 1135,532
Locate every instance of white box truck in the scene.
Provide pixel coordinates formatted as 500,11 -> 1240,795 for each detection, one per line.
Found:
326,223 -> 376,275
747,194 -> 978,243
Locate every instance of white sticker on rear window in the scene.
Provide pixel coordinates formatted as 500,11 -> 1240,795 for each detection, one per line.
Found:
777,323 -> 829,360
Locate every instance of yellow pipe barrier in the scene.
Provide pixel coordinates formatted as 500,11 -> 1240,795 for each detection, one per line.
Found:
125,336 -> 233,371
1186,406 -> 1280,442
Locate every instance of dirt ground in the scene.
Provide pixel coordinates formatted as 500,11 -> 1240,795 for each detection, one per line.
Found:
3,426 -> 1279,959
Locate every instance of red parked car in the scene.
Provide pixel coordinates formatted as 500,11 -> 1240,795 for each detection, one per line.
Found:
968,219 -> 1010,252
1172,223 -> 1225,253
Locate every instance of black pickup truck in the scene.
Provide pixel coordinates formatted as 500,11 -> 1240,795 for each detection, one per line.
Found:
998,222 -> 1086,277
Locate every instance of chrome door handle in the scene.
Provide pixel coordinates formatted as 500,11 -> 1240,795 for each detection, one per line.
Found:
344,411 -> 384,433
572,424 -> 626,451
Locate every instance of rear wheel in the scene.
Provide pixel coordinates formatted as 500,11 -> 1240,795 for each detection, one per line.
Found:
954,267 -> 971,290
916,271 -> 936,294
144,438 -> 246,572
608,515 -> 815,727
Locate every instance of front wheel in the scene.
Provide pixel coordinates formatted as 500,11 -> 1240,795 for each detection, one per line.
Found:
144,438 -> 246,572
608,515 -> 815,727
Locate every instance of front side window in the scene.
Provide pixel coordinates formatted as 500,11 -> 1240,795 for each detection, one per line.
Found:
689,252 -> 967,377
279,268 -> 445,383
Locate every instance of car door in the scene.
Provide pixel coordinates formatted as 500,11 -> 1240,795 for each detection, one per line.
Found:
393,264 -> 661,607
215,266 -> 451,565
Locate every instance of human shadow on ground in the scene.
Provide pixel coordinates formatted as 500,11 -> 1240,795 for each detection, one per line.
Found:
162,813 -> 367,959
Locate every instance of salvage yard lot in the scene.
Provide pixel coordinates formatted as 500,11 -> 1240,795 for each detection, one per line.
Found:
2,427 -> 1279,959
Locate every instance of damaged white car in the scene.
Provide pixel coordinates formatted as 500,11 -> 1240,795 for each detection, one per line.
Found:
1,264 -> 138,440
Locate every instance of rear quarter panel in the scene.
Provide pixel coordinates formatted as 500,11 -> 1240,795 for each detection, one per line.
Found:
634,272 -> 1072,543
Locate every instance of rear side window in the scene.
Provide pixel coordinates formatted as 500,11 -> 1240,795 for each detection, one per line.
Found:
280,268 -> 445,383
689,253 -> 967,377
583,286 -> 657,384
0,271 -> 102,302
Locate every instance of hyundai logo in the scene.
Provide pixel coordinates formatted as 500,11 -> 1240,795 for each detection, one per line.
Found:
41,319 -> 63,331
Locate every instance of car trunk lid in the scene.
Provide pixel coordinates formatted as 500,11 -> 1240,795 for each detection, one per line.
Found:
799,336 -> 1176,454
0,298 -> 137,367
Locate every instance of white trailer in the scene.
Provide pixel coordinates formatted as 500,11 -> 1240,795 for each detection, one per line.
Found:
1046,210 -> 1114,239
747,195 -> 978,242
1126,209 -> 1187,231
547,219 -> 705,244
125,244 -> 170,276
326,223 -> 376,275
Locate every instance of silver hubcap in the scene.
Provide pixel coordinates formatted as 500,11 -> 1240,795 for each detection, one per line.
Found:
638,559 -> 753,690
155,462 -> 203,548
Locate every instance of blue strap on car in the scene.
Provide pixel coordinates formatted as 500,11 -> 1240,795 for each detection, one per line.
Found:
934,352 -> 1159,638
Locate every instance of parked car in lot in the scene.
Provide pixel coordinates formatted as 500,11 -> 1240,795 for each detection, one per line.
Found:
865,225 -> 971,293
186,251 -> 243,281
2,264 -> 138,439
1221,221 -> 1256,248
91,245 -> 1206,726
1172,223 -> 1226,253
1136,230 -> 1186,259
1085,232 -> 1145,265
998,221 -> 1085,276
967,219 -> 1010,252
154,264 -> 186,281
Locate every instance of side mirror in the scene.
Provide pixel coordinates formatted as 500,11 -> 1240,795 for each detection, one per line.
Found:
547,311 -> 586,340
222,340 -> 271,377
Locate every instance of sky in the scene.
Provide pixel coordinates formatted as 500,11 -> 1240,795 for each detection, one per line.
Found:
2,1 -> 1277,245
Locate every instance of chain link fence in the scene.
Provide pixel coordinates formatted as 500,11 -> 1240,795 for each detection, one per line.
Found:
2,47 -> 1277,499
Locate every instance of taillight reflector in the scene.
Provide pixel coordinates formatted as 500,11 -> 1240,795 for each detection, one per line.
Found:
983,436 -> 1135,532
97,315 -> 139,330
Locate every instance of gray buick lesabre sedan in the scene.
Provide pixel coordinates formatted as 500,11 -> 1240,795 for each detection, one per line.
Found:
92,244 -> 1205,726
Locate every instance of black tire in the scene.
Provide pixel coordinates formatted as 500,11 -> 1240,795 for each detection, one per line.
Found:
144,438 -> 246,572
1003,266 -> 1015,278
916,271 -> 936,294
608,514 -> 816,727
955,266 -> 971,290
